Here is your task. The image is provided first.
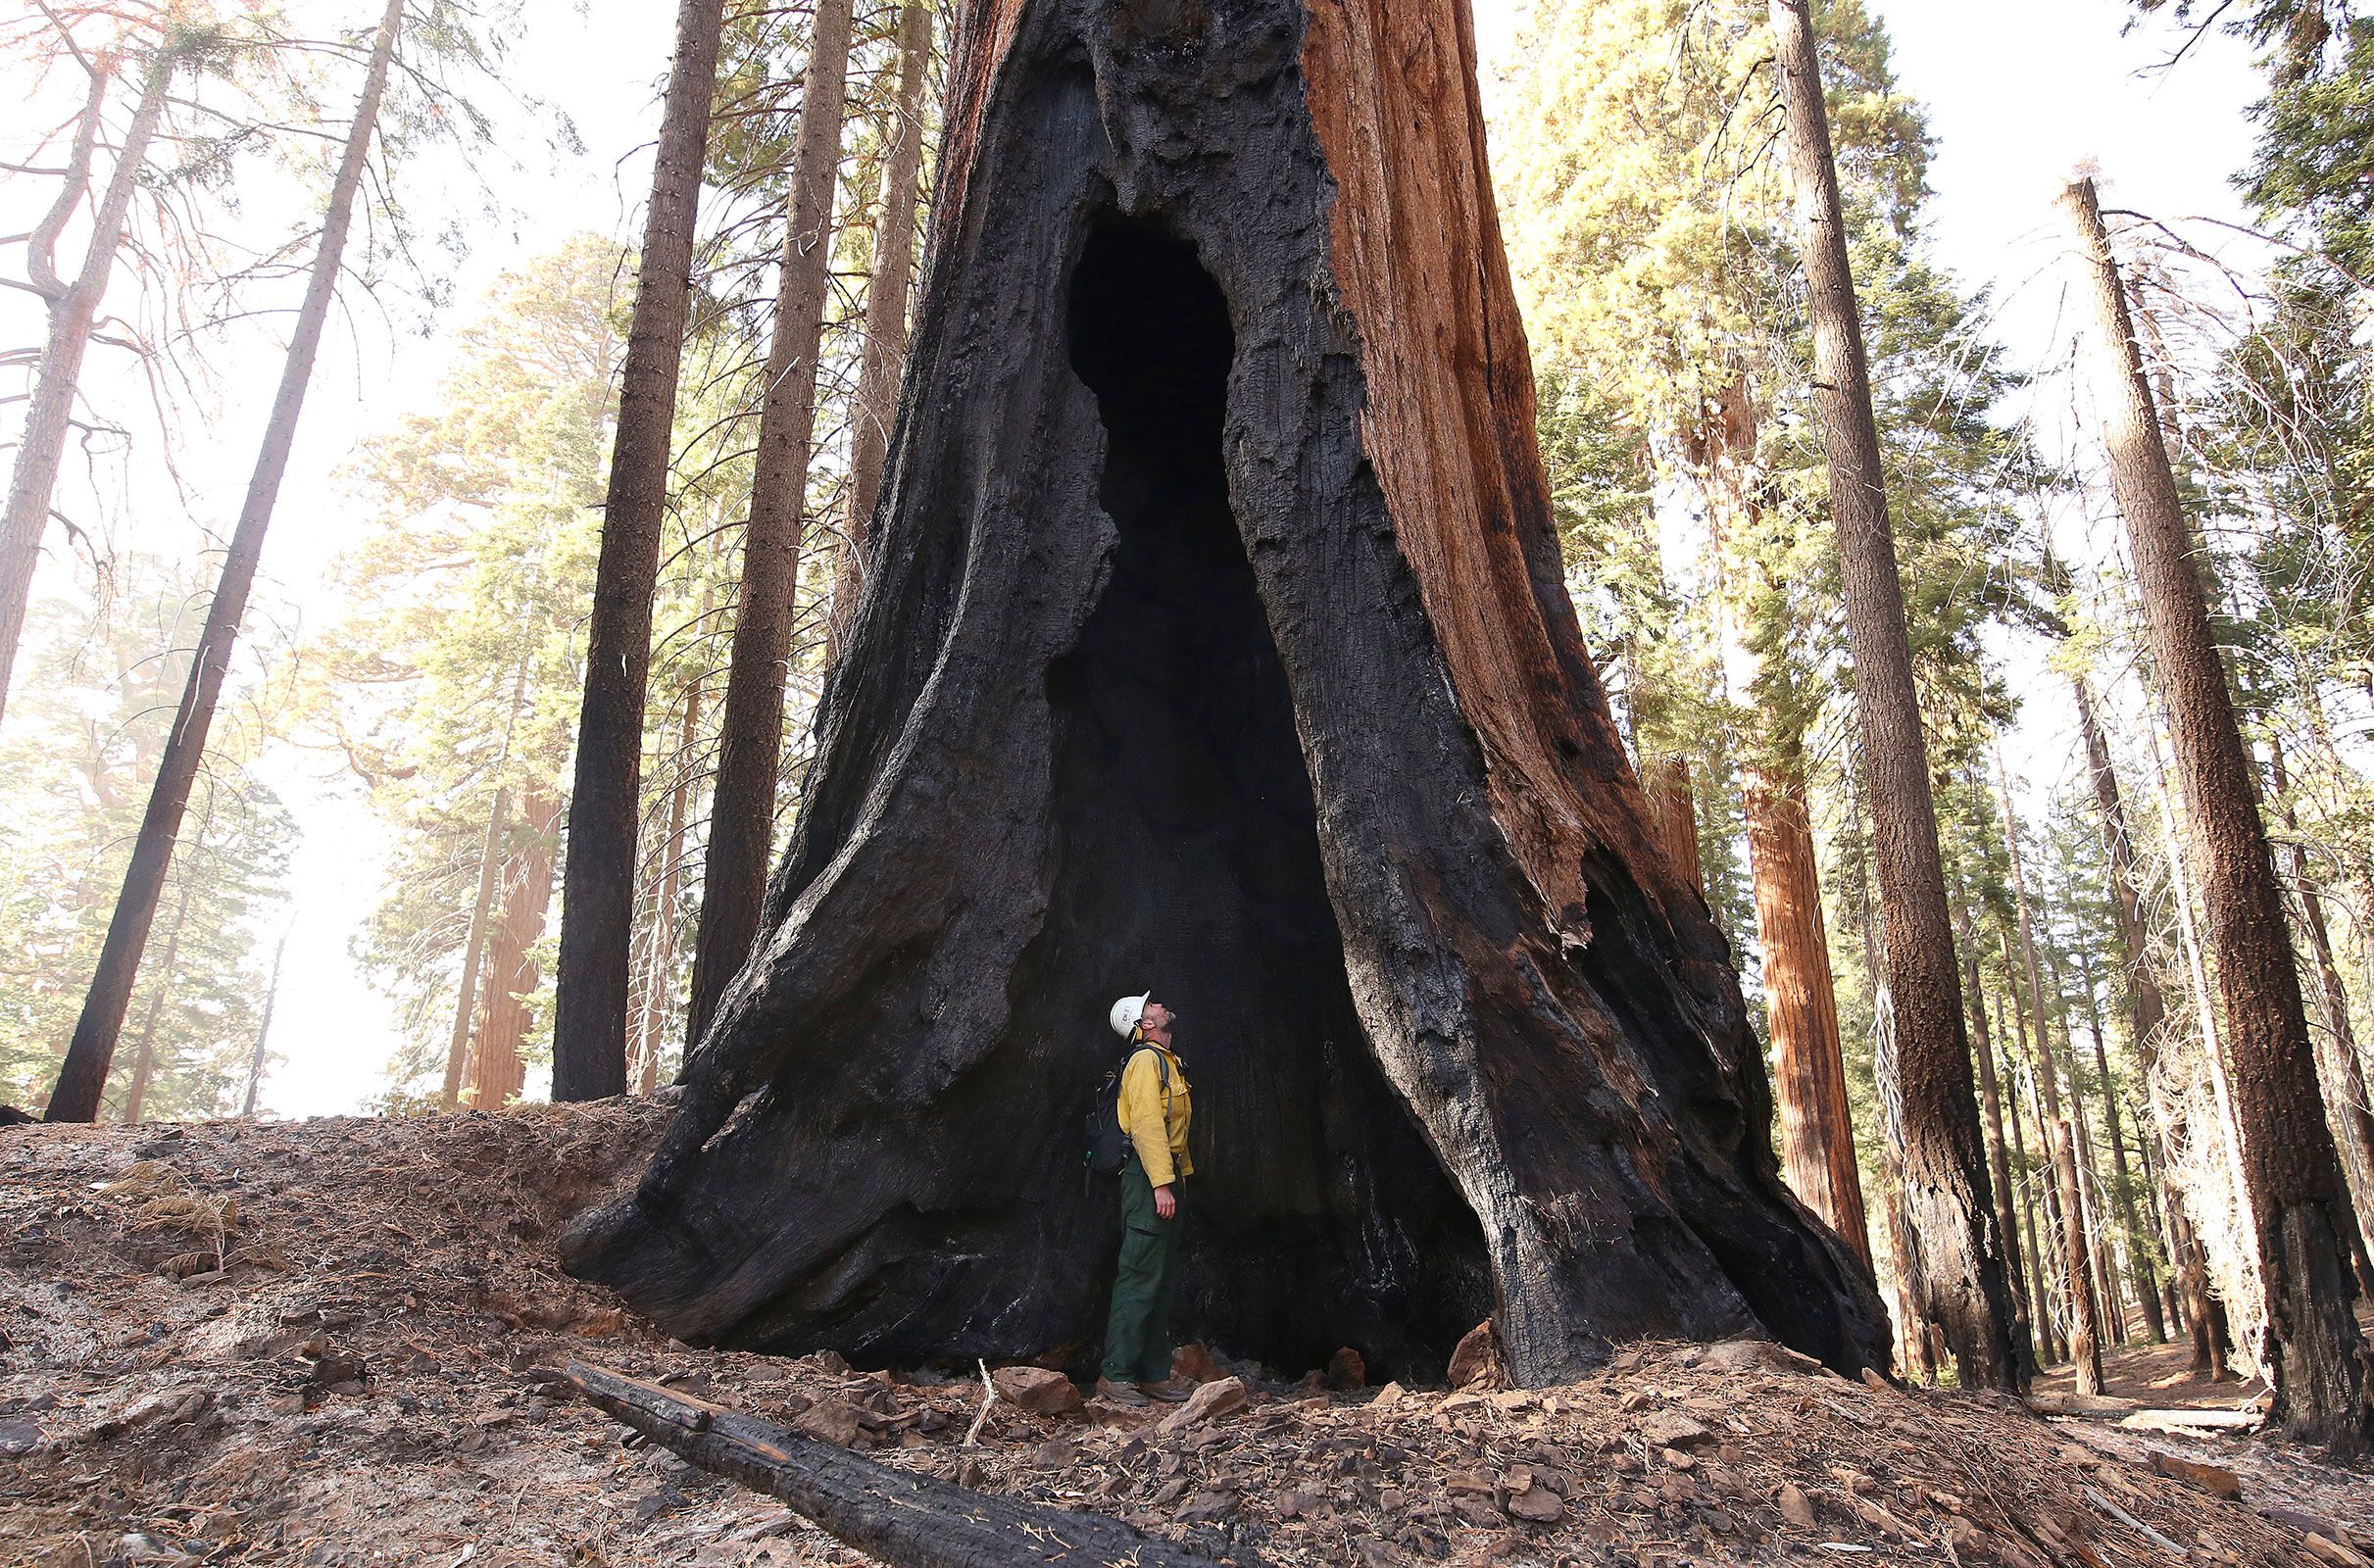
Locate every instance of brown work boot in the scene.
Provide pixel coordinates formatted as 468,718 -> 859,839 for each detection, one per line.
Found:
1136,1377 -> 1197,1402
1094,1376 -> 1149,1407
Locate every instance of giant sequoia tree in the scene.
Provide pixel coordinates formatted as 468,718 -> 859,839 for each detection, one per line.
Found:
564,0 -> 1889,1385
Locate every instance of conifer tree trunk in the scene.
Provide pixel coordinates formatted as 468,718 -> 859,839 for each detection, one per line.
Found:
1746,753 -> 1870,1270
2061,174 -> 2370,1445
0,50 -> 172,729
2081,951 -> 2167,1342
45,0 -> 407,1124
686,0 -> 859,1048
552,0 -> 727,1101
444,658 -> 530,1109
1767,0 -> 2014,1388
637,681 -> 702,1091
120,870 -> 196,1125
2003,979 -> 2066,1365
442,783 -> 511,1110
1955,893 -> 2039,1375
472,787 -> 561,1109
2268,740 -> 2374,1300
1643,756 -> 1705,895
241,927 -> 289,1119
1999,766 -> 2104,1390
564,0 -> 1891,1384
831,0 -> 935,646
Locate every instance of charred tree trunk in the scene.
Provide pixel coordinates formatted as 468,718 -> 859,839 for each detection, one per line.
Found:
562,0 -> 1889,1385
832,0 -> 936,649
552,0 -> 727,1102
2062,175 -> 2370,1446
686,0 -> 858,1047
0,50 -> 171,730
470,786 -> 561,1110
1745,752 -> 1871,1271
1767,0 -> 2014,1390
45,0 -> 405,1124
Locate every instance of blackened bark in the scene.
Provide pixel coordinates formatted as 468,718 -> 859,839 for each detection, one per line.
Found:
686,0 -> 859,1048
562,0 -> 1888,1385
45,0 -> 405,1123
1768,0 -> 2016,1389
2061,174 -> 2370,1446
552,0 -> 726,1102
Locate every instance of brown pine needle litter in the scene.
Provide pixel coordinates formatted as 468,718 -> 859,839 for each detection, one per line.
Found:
4,1105 -> 2367,1567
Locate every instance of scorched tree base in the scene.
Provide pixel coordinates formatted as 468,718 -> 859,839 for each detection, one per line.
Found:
561,0 -> 1892,1386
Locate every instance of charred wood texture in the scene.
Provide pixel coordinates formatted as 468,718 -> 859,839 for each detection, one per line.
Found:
569,1362 -> 1265,1567
564,0 -> 1888,1386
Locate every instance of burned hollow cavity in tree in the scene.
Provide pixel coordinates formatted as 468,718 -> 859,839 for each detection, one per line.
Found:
1040,220 -> 1491,1378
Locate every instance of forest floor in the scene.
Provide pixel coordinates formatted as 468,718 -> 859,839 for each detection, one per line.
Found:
3,1105 -> 2371,1568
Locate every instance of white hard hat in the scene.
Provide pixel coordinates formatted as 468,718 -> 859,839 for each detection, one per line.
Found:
1109,991 -> 1151,1039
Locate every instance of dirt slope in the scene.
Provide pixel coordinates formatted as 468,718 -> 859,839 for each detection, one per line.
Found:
2,1107 -> 2367,1567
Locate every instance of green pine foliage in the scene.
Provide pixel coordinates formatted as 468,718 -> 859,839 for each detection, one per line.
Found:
0,563 -> 294,1117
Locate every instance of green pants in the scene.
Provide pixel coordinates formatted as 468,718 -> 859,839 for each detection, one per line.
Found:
1101,1156 -> 1183,1382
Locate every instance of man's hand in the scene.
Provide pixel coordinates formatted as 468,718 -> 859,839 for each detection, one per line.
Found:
1154,1184 -> 1176,1220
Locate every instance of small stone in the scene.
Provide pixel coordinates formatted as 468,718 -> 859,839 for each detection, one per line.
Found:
1151,1478 -> 1190,1506
1369,1381 -> 1406,1411
1446,1320 -> 1500,1389
1171,1342 -> 1223,1384
1657,1471 -> 1700,1504
0,1417 -> 43,1456
792,1397 -> 864,1447
1508,1488 -> 1564,1523
1176,1490 -> 1238,1523
1775,1483 -> 1816,1530
1326,1347 -> 1366,1390
991,1365 -> 1082,1416
1155,1375 -> 1246,1435
1659,1446 -> 1695,1470
1029,1436 -> 1075,1468
1638,1410 -> 1711,1447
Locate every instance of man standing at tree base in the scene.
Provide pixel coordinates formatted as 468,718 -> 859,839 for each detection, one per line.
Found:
1097,992 -> 1197,1406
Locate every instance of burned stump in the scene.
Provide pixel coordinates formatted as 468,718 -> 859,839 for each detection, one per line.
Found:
561,0 -> 1889,1385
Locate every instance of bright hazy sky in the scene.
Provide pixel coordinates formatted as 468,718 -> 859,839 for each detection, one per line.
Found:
5,1 -> 2273,1116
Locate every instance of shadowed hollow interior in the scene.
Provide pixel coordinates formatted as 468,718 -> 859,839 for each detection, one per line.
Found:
1022,220 -> 1492,1378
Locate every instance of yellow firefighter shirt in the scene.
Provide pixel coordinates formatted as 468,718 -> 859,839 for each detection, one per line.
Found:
1117,1042 -> 1193,1188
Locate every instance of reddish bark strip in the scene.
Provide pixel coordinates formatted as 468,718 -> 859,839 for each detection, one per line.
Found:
1745,759 -> 1871,1269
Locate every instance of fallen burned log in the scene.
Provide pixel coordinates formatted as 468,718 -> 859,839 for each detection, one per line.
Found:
569,1361 -> 1267,1568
